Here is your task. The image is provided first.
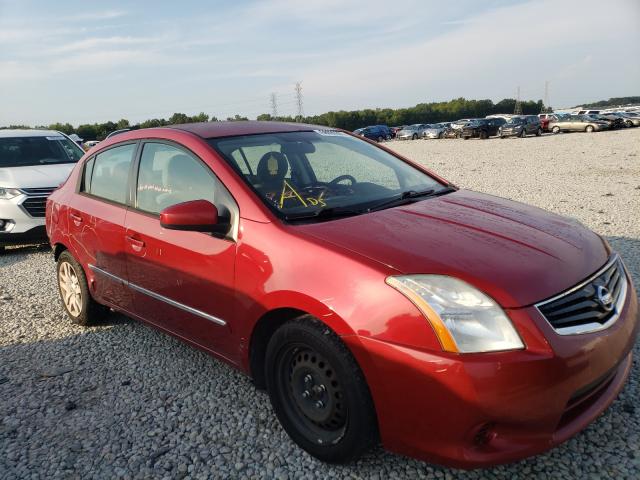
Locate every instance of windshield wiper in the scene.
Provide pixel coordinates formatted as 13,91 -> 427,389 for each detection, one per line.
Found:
284,206 -> 363,222
366,186 -> 456,212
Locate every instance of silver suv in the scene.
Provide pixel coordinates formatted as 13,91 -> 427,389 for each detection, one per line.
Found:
0,129 -> 84,251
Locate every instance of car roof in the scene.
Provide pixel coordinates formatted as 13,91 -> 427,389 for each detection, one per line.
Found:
167,121 -> 323,139
0,129 -> 66,138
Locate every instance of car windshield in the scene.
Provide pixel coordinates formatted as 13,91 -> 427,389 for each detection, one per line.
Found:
0,135 -> 83,168
210,130 -> 448,221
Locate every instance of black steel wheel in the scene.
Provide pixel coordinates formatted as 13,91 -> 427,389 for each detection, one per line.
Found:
265,316 -> 377,463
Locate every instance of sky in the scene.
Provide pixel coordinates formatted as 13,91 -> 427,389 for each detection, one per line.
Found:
1,0 -> 639,126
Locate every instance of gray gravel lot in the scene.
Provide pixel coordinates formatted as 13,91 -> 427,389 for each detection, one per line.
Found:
1,129 -> 639,479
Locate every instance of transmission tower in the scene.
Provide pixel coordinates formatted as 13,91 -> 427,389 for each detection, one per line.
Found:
294,82 -> 304,122
270,92 -> 278,119
514,86 -> 522,115
541,80 -> 552,113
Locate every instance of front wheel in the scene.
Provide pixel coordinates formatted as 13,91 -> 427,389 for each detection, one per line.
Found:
57,250 -> 108,325
585,125 -> 594,133
552,126 -> 560,134
265,317 -> 378,463
412,134 -> 418,140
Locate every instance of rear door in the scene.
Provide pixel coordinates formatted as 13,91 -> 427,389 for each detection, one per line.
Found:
67,142 -> 137,310
123,141 -> 239,357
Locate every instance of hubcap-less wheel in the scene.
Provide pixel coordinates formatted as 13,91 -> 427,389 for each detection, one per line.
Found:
277,344 -> 346,445
552,126 -> 560,134
586,125 -> 594,133
58,261 -> 82,317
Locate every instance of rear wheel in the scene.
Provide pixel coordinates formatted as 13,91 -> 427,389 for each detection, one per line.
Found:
585,125 -> 594,133
265,317 -> 377,463
552,126 -> 560,134
412,134 -> 418,140
479,130 -> 488,139
377,136 -> 383,142
57,250 -> 108,326
626,120 -> 633,128
536,128 -> 542,136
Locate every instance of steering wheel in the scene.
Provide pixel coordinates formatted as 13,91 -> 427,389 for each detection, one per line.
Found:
328,174 -> 357,186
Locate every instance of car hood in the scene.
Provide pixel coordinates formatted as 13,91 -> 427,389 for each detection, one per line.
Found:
0,163 -> 76,188
296,190 -> 607,308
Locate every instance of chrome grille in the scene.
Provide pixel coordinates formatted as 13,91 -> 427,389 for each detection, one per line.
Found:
19,187 -> 56,218
536,256 -> 627,335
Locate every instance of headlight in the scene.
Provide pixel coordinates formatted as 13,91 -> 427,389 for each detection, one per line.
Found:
386,275 -> 524,353
0,188 -> 21,200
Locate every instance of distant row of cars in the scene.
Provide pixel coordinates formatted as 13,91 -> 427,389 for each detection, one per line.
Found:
354,110 -> 640,142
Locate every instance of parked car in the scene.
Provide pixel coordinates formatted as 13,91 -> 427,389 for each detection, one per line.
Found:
549,115 -> 609,133
390,126 -> 405,137
499,116 -> 543,138
441,126 -> 461,139
538,113 -> 556,132
83,140 -> 100,150
422,123 -> 450,139
461,118 -> 506,139
450,119 -> 473,131
577,109 -> 601,115
46,121 -> 639,469
616,112 -> 640,127
396,124 -> 431,140
354,125 -> 391,142
0,129 -> 84,251
589,114 -> 625,129
105,128 -> 131,139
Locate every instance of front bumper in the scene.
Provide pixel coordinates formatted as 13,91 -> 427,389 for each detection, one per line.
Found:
0,194 -> 48,242
500,129 -> 523,137
344,274 -> 639,469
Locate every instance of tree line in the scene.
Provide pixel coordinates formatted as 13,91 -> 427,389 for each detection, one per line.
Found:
576,96 -> 640,108
3,97 -> 549,140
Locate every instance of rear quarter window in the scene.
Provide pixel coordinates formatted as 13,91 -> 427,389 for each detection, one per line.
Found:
83,143 -> 135,204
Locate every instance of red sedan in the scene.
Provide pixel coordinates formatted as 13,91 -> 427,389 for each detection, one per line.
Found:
45,121 -> 638,468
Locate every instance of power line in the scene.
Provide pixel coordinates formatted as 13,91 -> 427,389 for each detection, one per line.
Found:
542,80 -> 552,113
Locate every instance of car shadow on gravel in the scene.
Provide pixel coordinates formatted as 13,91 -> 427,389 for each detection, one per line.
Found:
0,243 -> 51,268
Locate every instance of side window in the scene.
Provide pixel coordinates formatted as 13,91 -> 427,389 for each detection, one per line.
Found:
136,142 -> 219,215
81,157 -> 95,192
87,144 -> 135,204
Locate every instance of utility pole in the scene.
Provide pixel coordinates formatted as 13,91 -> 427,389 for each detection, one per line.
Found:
514,86 -> 522,115
270,92 -> 278,120
294,82 -> 304,122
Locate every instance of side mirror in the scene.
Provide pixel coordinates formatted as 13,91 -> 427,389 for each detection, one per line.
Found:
160,200 -> 229,235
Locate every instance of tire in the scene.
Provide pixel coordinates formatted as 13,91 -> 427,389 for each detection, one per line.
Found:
519,128 -> 526,138
536,128 -> 542,136
626,121 -> 633,128
377,136 -> 383,142
56,250 -> 108,326
480,130 -> 488,139
585,125 -> 594,133
463,136 -> 469,140
412,134 -> 417,140
265,316 -> 378,463
552,126 -> 560,134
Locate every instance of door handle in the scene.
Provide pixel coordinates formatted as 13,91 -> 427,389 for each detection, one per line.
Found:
126,235 -> 145,252
69,212 -> 83,224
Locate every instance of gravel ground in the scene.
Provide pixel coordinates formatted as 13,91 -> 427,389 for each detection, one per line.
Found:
1,128 -> 639,479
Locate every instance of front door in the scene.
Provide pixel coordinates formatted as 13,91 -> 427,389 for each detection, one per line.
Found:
124,141 -> 239,359
67,142 -> 137,310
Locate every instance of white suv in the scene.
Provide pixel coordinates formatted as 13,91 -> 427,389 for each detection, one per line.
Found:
0,129 -> 84,250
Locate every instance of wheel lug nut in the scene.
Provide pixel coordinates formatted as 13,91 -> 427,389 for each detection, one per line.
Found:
315,400 -> 324,409
301,390 -> 310,398
304,374 -> 313,384
313,385 -> 326,394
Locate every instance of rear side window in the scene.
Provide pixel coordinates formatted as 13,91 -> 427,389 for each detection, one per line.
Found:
84,144 -> 135,204
136,142 -> 220,215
